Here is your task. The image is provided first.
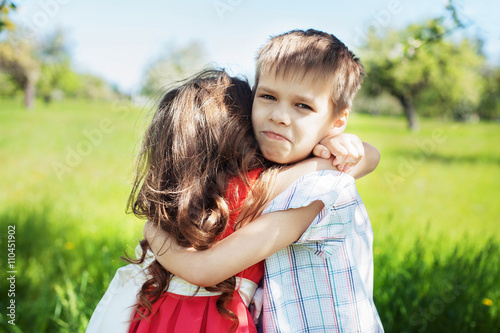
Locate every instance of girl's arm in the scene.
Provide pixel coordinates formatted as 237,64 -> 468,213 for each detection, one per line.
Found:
147,139 -> 380,286
349,142 -> 380,179
145,199 -> 324,287
145,157 -> 335,286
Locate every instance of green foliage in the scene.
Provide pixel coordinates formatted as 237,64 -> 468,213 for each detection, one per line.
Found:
0,30 -> 40,108
34,28 -> 123,103
0,33 -> 40,83
37,62 -> 80,102
375,239 -> 500,332
360,16 -> 487,129
37,28 -> 71,64
478,68 -> 500,120
35,28 -> 80,103
0,71 -> 18,96
74,73 -> 124,101
353,87 -> 403,117
0,27 -> 125,108
0,1 -> 17,33
0,101 -> 499,332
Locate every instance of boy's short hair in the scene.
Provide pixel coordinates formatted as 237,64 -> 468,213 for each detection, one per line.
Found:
255,29 -> 365,115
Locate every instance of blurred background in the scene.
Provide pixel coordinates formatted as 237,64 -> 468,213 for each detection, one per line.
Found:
0,0 -> 499,331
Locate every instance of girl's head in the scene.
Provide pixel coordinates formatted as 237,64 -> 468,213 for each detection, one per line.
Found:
128,69 -> 268,329
130,68 -> 261,247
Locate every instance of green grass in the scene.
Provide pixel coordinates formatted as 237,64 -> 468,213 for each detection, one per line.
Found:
349,114 -> 500,331
0,99 -> 146,332
0,99 -> 498,332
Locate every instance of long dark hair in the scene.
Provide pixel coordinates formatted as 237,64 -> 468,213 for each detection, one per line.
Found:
125,69 -> 277,330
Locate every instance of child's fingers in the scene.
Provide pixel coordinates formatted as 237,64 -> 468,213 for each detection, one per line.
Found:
312,144 -> 331,159
343,141 -> 361,160
337,163 -> 354,174
252,303 -> 262,324
318,137 -> 348,157
340,156 -> 361,166
251,287 -> 264,324
351,138 -> 365,157
332,154 -> 347,166
343,164 -> 353,173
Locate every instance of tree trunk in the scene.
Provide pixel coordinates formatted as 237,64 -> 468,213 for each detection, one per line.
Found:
24,77 -> 36,110
43,94 -> 52,104
400,95 -> 419,131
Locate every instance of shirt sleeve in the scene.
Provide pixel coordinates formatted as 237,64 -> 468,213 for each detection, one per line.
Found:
262,170 -> 356,258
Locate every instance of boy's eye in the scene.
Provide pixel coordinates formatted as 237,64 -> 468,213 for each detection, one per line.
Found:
261,94 -> 276,101
297,103 -> 313,110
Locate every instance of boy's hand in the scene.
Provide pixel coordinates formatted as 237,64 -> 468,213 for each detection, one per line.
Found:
312,133 -> 365,174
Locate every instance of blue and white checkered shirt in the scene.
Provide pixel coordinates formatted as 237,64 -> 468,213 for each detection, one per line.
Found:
261,170 -> 384,332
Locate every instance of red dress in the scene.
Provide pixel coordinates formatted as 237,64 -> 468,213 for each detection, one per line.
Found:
129,169 -> 264,333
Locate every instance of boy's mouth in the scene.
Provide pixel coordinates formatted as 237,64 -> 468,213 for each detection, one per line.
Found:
262,131 -> 290,142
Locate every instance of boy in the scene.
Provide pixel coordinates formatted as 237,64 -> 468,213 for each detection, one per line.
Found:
148,29 -> 383,332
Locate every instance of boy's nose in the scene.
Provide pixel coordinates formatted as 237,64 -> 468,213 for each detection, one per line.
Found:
268,105 -> 290,126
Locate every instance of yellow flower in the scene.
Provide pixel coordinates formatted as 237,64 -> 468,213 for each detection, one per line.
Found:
482,298 -> 493,306
65,241 -> 75,250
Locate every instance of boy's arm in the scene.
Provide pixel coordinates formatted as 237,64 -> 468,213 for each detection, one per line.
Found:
145,200 -> 324,287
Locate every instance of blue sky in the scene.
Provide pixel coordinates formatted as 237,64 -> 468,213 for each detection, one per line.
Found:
13,0 -> 500,93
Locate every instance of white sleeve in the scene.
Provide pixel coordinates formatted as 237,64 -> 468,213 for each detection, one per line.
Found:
86,245 -> 154,332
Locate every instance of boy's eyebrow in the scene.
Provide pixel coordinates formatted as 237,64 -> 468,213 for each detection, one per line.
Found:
255,85 -> 276,94
257,85 -> 316,105
290,94 -> 315,105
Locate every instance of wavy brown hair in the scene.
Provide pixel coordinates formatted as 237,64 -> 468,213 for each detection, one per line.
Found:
125,69 -> 277,331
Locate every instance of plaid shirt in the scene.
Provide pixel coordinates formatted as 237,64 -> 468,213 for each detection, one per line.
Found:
261,170 -> 384,333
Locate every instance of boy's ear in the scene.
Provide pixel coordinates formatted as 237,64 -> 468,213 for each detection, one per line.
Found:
327,109 -> 349,136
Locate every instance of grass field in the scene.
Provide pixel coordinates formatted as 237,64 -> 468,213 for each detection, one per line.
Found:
0,99 -> 499,332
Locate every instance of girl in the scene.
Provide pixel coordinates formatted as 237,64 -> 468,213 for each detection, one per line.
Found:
126,69 -> 276,333
87,69 -> 376,333
88,69 -> 274,333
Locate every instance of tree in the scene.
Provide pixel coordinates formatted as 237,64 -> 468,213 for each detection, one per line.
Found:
0,1 -> 16,33
478,68 -> 500,121
360,17 -> 485,130
0,33 -> 40,108
73,73 -> 121,100
141,41 -> 207,96
1,27 -> 124,107
37,62 -> 81,102
36,28 -> 79,103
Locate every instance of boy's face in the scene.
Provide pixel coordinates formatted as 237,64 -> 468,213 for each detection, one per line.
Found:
252,72 -> 338,164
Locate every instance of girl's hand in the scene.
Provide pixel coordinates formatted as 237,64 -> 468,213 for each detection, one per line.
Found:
312,133 -> 365,173
249,287 -> 264,325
